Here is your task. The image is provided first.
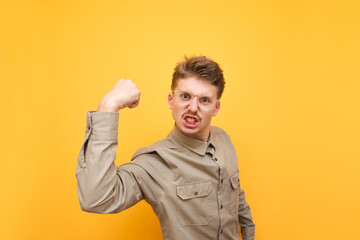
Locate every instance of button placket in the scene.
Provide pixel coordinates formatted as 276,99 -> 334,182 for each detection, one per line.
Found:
205,149 -> 223,239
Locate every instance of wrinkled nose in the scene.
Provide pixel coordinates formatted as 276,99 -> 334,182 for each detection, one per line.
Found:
187,97 -> 199,113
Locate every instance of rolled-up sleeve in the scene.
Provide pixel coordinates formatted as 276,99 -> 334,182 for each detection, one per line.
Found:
76,111 -> 144,214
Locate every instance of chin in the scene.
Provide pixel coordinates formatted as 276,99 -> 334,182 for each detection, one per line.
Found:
180,125 -> 197,134
179,124 -> 207,140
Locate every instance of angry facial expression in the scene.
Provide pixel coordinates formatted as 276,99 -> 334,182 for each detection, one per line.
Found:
168,77 -> 220,142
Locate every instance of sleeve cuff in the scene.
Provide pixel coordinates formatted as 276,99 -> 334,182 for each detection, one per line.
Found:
86,111 -> 119,141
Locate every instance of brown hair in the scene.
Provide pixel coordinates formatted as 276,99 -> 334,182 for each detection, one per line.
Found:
171,55 -> 225,99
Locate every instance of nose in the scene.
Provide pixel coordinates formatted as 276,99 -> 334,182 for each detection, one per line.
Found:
187,96 -> 199,112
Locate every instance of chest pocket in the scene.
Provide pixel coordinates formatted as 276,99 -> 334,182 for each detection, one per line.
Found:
229,171 -> 240,216
176,181 -> 215,227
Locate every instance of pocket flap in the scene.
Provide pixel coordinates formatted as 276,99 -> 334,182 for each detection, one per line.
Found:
230,172 -> 239,189
177,181 -> 212,200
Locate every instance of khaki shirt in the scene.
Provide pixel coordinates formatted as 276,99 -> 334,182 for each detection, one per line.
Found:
76,111 -> 255,240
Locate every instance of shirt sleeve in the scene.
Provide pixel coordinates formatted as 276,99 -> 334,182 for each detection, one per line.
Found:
238,183 -> 256,240
76,111 -> 145,214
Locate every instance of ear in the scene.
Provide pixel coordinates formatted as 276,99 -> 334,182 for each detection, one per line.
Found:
212,101 -> 221,116
168,92 -> 174,109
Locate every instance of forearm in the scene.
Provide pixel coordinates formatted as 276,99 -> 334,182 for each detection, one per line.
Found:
76,79 -> 144,213
238,186 -> 255,240
76,111 -> 120,213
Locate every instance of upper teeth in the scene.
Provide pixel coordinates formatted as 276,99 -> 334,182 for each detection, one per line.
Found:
187,117 -> 195,123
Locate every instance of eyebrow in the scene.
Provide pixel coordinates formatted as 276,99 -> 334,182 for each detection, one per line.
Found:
177,89 -> 214,98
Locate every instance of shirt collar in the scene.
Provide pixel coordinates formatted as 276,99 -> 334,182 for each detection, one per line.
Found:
170,125 -> 216,156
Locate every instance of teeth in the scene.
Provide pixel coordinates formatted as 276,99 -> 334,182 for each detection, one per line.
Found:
186,117 -> 195,123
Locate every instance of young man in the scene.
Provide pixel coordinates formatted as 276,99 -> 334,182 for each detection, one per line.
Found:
76,56 -> 255,240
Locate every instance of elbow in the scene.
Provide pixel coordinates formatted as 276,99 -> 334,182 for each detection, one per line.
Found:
76,171 -> 123,214
77,187 -> 119,214
79,198 -> 96,213
77,185 -> 104,213
79,202 -> 101,213
76,175 -> 114,213
77,194 -> 100,213
78,198 -> 111,214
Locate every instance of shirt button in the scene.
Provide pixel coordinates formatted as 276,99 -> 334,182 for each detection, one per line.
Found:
221,179 -> 223,183
214,157 -> 218,161
220,205 -> 223,209
194,192 -> 198,196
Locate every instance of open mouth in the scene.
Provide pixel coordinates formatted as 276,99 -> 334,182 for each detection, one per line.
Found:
183,115 -> 199,127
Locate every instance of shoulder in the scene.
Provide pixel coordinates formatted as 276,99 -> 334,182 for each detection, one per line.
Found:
129,138 -> 177,178
131,137 -> 178,160
210,126 -> 236,152
211,126 -> 232,140
210,126 -> 227,135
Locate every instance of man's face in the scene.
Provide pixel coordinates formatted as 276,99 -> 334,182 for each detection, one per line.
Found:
168,77 -> 221,142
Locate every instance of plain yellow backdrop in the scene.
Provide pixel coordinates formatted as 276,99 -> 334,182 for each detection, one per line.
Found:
1,0 -> 359,239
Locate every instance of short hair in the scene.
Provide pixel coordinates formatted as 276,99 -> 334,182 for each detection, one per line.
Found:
171,55 -> 225,99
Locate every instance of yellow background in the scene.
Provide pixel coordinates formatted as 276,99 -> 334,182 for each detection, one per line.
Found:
1,0 -> 359,239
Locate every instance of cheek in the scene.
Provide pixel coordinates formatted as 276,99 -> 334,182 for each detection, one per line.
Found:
202,112 -> 214,123
172,105 -> 184,118
174,103 -> 186,112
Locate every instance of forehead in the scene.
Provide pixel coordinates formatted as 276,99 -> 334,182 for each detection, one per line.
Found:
174,77 -> 218,97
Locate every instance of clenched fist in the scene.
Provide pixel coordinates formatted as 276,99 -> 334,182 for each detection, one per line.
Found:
97,79 -> 140,112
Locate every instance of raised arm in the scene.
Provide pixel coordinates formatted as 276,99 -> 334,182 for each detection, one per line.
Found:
76,79 -> 143,213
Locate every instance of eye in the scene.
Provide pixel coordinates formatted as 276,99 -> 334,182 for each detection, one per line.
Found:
180,93 -> 191,101
199,97 -> 210,105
